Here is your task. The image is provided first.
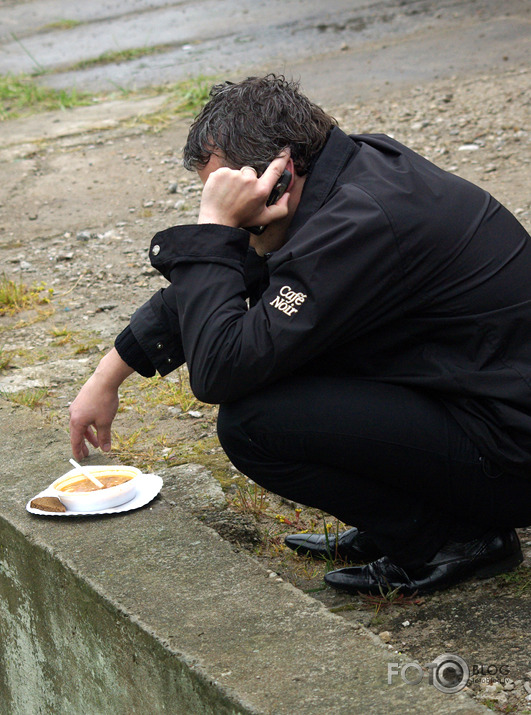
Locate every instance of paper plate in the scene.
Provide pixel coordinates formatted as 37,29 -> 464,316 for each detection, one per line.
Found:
26,473 -> 163,517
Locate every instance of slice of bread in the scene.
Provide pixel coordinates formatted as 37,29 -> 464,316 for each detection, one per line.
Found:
30,496 -> 67,512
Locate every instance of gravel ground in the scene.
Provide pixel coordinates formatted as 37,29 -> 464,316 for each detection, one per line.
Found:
1,66 -> 530,712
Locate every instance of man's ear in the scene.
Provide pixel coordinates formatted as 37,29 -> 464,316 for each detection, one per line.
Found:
285,157 -> 296,190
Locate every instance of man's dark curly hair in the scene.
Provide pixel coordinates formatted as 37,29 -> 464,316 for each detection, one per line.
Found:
183,74 -> 336,176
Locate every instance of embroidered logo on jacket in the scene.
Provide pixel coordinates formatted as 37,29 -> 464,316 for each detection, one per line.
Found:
270,285 -> 307,316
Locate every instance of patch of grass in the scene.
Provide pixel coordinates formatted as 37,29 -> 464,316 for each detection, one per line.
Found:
0,274 -> 52,314
47,325 -> 102,355
50,325 -> 69,337
117,393 -> 147,415
50,325 -> 72,345
42,19 -> 82,31
0,343 -> 48,368
73,339 -> 101,355
1,387 -> 50,409
139,368 -> 201,413
168,77 -> 212,115
0,74 -> 92,120
128,76 -> 215,128
112,427 -> 144,453
110,426 -> 158,466
358,589 -> 424,617
55,45 -> 212,118
10,307 -> 55,328
9,33 -> 45,74
328,589 -> 424,619
186,443 -> 240,487
68,45 -> 168,72
0,69 -> 214,124
231,482 -> 271,518
0,348 -> 13,371
496,565 -> 531,595
104,423 -> 226,476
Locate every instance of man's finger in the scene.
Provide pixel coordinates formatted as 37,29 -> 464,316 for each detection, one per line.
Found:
70,427 -> 88,460
84,426 -> 99,448
260,149 -> 291,190
96,423 -> 112,453
262,191 -> 290,224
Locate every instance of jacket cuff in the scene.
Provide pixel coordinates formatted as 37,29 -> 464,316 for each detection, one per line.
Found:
130,291 -> 185,376
114,326 -> 156,377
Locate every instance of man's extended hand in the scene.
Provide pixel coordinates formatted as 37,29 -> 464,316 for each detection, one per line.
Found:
197,151 -> 291,228
69,348 -> 134,460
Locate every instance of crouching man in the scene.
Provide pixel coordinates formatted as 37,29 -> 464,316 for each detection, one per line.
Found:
70,75 -> 531,595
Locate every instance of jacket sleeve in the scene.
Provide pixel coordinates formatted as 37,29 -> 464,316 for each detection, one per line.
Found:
149,186 -> 406,404
114,324 -> 157,377
128,286 -> 186,376
114,247 -> 269,378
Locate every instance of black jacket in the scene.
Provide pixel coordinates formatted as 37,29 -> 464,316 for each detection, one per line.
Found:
116,127 -> 531,477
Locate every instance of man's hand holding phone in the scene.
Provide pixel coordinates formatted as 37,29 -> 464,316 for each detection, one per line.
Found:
197,151 -> 292,230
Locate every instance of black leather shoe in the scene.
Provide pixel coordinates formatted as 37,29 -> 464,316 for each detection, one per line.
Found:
284,527 -> 383,563
324,529 -> 523,596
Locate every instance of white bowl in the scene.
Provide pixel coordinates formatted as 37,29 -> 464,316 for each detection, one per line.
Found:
49,465 -> 141,512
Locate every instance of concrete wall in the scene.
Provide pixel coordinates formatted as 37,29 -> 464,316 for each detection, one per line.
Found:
0,520 -> 246,715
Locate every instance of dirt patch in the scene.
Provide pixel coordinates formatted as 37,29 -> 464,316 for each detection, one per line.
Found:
1,68 -> 530,713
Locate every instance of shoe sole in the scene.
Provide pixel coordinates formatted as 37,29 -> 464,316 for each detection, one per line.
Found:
473,550 -> 523,579
422,550 -> 525,594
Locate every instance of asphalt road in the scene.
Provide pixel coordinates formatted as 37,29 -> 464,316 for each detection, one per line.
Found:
0,0 -> 529,104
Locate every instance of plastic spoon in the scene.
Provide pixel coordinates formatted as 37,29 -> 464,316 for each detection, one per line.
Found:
69,458 -> 104,489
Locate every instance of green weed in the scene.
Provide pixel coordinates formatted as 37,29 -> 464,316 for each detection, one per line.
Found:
357,587 -> 424,617
0,70 -> 213,124
68,46 -> 168,71
42,19 -> 82,31
0,74 -> 92,120
168,76 -> 212,115
0,274 -> 52,314
1,387 -> 50,409
9,33 -> 45,74
496,565 -> 531,595
232,482 -> 270,517
73,340 -> 101,355
128,76 -> 215,128
59,48 -> 211,116
50,325 -> 69,337
140,367 -> 201,412
112,429 -> 141,450
0,348 -> 13,371
110,426 -> 155,464
320,517 -> 341,572
50,325 -> 72,345
11,307 -> 55,327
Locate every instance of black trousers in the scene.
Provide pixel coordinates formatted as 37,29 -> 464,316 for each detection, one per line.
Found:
217,375 -> 531,568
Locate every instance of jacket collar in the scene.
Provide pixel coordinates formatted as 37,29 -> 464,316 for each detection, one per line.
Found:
286,126 -> 358,239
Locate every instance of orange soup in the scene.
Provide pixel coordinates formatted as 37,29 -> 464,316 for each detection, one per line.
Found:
59,474 -> 133,493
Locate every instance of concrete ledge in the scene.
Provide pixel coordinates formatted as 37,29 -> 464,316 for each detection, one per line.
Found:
0,399 -> 487,714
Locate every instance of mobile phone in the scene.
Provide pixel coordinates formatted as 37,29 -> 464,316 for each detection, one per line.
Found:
245,169 -> 292,235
